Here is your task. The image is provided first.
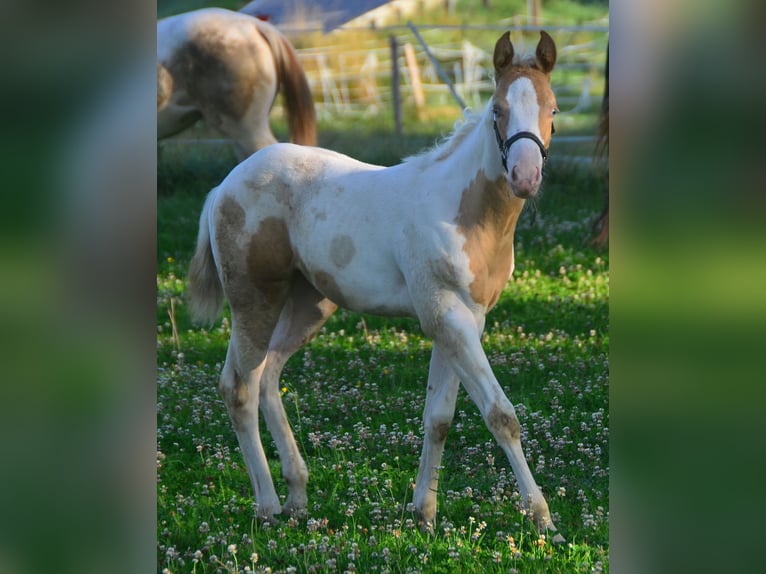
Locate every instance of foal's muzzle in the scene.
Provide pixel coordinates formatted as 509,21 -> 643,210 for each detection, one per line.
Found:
492,112 -> 549,174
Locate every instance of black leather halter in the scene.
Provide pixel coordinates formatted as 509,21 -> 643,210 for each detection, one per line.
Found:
492,111 -> 549,173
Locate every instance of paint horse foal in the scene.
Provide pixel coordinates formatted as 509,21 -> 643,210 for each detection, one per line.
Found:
158,8 -> 316,159
189,31 -> 562,540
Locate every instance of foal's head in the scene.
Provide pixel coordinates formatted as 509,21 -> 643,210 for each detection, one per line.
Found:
491,31 -> 558,199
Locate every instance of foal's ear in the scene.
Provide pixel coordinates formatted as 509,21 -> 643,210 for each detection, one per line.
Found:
493,31 -> 515,76
535,31 -> 557,75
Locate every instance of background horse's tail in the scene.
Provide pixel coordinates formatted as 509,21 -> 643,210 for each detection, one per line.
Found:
256,21 -> 317,146
188,188 -> 224,325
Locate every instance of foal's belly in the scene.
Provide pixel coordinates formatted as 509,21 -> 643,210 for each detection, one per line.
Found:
298,257 -> 415,317
292,230 -> 415,317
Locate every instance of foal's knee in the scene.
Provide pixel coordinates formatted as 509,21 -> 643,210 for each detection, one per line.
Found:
486,403 -> 521,442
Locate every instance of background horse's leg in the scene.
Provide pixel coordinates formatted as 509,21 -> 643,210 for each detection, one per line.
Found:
413,345 -> 460,533
218,99 -> 278,160
258,275 -> 337,516
417,293 -> 563,541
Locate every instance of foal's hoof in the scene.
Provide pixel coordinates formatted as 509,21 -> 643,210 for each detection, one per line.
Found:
417,519 -> 435,536
258,515 -> 280,527
550,532 -> 566,545
255,509 -> 281,527
282,503 -> 308,519
414,508 -> 436,536
282,493 -> 308,519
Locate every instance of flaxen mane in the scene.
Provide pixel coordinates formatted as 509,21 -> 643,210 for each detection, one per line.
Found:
403,112 -> 483,167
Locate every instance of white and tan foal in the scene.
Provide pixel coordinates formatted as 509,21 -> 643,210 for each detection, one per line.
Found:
188,31 -> 562,540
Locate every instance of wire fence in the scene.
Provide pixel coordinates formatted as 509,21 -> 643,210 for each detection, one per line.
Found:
160,21 -> 608,165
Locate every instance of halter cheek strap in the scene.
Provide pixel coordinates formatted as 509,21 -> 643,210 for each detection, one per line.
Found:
493,112 -> 550,173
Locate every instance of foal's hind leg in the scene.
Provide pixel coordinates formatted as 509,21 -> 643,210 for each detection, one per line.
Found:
258,275 -> 337,517
220,289 -> 290,520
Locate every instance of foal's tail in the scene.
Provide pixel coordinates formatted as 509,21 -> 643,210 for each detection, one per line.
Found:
188,188 -> 224,325
256,20 -> 317,146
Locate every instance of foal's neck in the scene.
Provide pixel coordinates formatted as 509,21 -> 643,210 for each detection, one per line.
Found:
448,107 -> 524,225
449,107 -> 508,185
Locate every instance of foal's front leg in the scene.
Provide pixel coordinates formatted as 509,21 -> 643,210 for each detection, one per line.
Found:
419,296 -> 563,541
413,345 -> 460,532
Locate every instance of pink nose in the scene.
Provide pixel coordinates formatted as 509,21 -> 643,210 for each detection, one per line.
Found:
510,164 -> 541,198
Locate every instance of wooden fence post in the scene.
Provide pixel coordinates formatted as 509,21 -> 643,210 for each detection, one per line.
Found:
407,21 -> 466,110
403,42 -> 425,112
390,35 -> 403,137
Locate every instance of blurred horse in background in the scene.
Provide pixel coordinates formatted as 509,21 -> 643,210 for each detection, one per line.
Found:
157,7 -> 316,159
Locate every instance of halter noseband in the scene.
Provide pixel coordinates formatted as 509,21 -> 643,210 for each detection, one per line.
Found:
493,111 -> 549,173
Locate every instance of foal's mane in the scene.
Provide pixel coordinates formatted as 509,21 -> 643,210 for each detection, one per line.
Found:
402,52 -> 540,169
402,111 -> 484,167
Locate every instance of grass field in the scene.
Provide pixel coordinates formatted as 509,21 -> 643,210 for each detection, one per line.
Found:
158,2 -> 608,572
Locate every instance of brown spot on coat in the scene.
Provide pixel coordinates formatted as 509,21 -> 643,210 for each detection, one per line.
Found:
215,196 -> 247,278
432,422 -> 451,443
220,368 -> 249,413
214,199 -> 292,349
330,235 -> 356,269
455,170 -> 524,309
487,404 -> 521,441
246,217 -> 294,305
